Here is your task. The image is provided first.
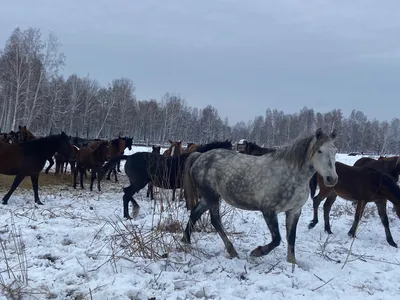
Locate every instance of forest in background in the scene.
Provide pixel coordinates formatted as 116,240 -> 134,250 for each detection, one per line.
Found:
0,27 -> 399,154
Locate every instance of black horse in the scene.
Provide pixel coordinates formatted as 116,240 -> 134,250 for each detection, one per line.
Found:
99,140 -> 233,219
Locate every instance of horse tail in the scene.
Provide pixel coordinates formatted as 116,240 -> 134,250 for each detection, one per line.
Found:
98,155 -> 128,181
380,173 -> 400,216
309,172 -> 318,199
184,152 -> 202,210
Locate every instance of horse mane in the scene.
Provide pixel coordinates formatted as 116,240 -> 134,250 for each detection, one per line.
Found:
195,140 -> 232,153
273,132 -> 331,170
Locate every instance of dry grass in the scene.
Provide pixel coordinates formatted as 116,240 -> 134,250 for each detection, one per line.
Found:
0,172 -> 82,191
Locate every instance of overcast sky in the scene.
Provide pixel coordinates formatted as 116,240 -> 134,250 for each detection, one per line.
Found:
1,0 -> 400,124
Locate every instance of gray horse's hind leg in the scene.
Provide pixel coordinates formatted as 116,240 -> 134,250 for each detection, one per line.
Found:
209,204 -> 238,258
250,211 -> 281,258
181,200 -> 209,244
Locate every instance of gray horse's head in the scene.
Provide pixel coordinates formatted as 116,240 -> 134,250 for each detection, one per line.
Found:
310,128 -> 338,187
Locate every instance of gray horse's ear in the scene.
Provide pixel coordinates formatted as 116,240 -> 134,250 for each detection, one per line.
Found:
315,128 -> 323,139
330,129 -> 337,139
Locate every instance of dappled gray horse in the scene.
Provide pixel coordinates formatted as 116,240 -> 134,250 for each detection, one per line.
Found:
182,128 -> 338,264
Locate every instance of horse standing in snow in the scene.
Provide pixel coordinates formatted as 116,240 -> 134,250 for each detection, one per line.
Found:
182,128 -> 338,264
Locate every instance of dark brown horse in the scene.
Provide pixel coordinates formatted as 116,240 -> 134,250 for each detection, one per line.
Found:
1,132 -> 72,205
73,141 -> 109,191
161,140 -> 183,201
105,137 -> 131,182
55,145 -> 79,175
146,145 -> 162,199
238,141 -> 276,156
308,161 -> 400,247
17,126 -> 56,174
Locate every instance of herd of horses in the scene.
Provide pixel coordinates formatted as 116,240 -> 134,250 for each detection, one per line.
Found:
1,127 -> 400,264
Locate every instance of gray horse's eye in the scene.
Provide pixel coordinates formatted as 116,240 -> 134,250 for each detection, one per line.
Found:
317,150 -> 322,154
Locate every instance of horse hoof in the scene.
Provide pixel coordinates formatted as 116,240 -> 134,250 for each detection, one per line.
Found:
250,246 -> 264,257
348,232 -> 355,238
388,240 -> 398,248
2,201 -> 7,205
36,201 -> 44,205
181,236 -> 190,244
227,247 -> 239,258
325,228 -> 333,234
308,222 -> 316,229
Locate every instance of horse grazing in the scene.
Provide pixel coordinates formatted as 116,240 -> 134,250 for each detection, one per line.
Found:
308,161 -> 400,247
146,145 -> 162,199
1,132 -> 72,205
182,129 -> 338,264
98,140 -> 233,219
239,141 -> 276,156
73,141 -> 109,191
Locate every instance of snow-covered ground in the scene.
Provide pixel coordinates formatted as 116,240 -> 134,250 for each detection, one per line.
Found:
1,148 -> 399,300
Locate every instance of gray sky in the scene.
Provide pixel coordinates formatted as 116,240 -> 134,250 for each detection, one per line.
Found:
1,0 -> 400,124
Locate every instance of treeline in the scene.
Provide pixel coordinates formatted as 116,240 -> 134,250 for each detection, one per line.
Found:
0,27 -> 399,154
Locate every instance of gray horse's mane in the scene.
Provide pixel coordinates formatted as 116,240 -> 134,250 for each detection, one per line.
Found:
272,132 -> 331,170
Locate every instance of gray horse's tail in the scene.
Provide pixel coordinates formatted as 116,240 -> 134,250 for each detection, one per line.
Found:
309,172 -> 318,199
184,152 -> 202,210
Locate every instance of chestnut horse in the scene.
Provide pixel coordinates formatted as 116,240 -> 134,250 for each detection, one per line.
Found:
308,161 -> 400,247
0,132 -> 72,205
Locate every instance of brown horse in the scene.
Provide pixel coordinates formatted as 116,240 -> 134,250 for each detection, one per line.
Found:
17,126 -> 56,174
163,140 -> 183,158
73,141 -> 109,191
238,141 -> 276,156
162,140 -> 183,201
308,161 -> 400,247
1,132 -> 72,205
146,145 -> 161,199
105,137 -> 127,182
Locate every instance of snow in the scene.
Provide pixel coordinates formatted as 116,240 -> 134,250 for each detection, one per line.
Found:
1,149 -> 399,299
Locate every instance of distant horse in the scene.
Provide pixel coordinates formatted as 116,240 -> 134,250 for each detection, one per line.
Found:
308,161 -> 400,247
162,140 -> 184,200
17,125 -> 56,174
185,139 -> 232,153
239,141 -> 277,156
182,128 -> 338,263
0,132 -> 72,205
99,140 -> 233,219
163,140 -> 183,158
104,137 -> 124,182
116,137 -> 133,173
55,145 -> 79,175
146,145 -> 161,199
0,131 -> 18,144
73,141 -> 109,191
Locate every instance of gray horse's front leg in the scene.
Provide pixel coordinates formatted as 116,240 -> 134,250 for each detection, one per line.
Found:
285,209 -> 301,264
